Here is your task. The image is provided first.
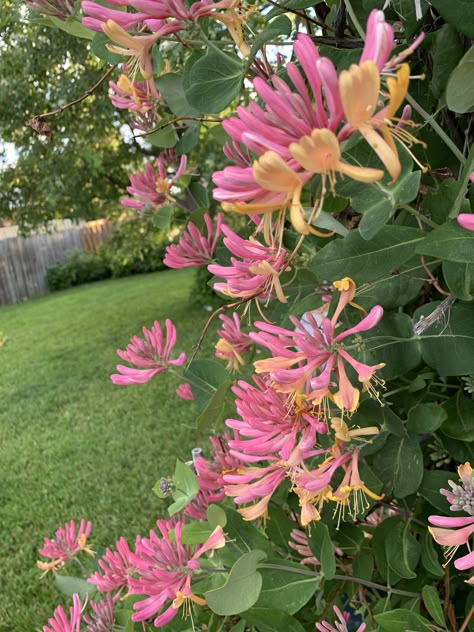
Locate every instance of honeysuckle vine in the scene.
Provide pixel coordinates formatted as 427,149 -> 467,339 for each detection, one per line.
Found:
23,0 -> 474,630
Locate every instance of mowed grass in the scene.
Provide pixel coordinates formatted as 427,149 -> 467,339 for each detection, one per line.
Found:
0,269 -> 215,631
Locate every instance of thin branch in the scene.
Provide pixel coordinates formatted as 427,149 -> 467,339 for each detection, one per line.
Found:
257,564 -> 421,598
134,116 -> 223,138
265,0 -> 333,30
459,604 -> 474,632
28,64 -> 117,122
187,298 -> 249,368
419,255 -> 452,297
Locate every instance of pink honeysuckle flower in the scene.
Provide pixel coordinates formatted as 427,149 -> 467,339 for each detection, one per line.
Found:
226,375 -> 327,462
208,224 -> 290,303
122,153 -> 187,213
38,520 -> 93,576
82,1 -> 149,32
440,462 -> 474,514
27,0 -> 76,19
83,595 -> 115,632
360,9 -> 395,71
164,213 -> 223,269
43,593 -> 83,632
176,383 -> 194,400
109,72 -> 158,114
185,433 -> 243,519
428,463 -> 474,581
457,213 -> 474,232
316,605 -> 366,632
101,20 -> 183,79
327,447 -> 383,524
215,312 -> 252,372
129,520 -> 225,627
111,319 -> 186,386
289,528 -> 319,566
212,33 -> 342,241
428,515 -> 474,570
88,537 -> 135,595
338,61 -> 423,183
250,278 -> 385,414
224,446 -> 320,520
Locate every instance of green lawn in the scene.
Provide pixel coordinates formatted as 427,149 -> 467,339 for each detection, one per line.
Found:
0,269 -> 215,631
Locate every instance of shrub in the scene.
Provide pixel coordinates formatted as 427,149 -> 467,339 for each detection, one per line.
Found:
99,215 -> 170,278
46,250 -> 110,292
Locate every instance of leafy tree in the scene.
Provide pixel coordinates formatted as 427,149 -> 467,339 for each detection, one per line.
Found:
0,0 -> 144,233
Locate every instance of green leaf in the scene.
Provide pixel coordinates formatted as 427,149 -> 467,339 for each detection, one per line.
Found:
413,302 -> 474,376
442,391 -> 474,440
421,531 -> 444,577
415,220 -> 474,263
223,508 -> 273,559
373,433 -> 423,497
357,257 -> 430,310
307,521 -> 336,580
309,226 -> 425,284
151,205 -> 173,230
184,48 -> 243,114
422,585 -> 446,626
407,403 -> 448,433
47,16 -> 94,39
244,608 -> 306,632
196,379 -> 232,431
443,260 -> 474,301
55,575 -> 96,599
335,524 -> 364,555
185,359 -> 230,411
431,0 -> 474,38
188,181 -> 210,210
91,32 -> 124,64
248,16 -> 292,63
168,459 -> 199,516
207,504 -> 227,529
372,517 -> 403,583
419,470 -> 454,513
352,551 -> 374,581
364,312 -> 422,380
176,124 -> 200,155
147,125 -> 178,148
205,550 -> 266,615
431,25 -> 465,98
314,210 -> 349,236
155,73 -> 199,117
385,521 -> 420,579
179,521 -> 214,544
374,608 -> 432,632
353,168 -> 421,240
255,559 -> 319,614
447,46 -> 474,113
265,505 -> 295,552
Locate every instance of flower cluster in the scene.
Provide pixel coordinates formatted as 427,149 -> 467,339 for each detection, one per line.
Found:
43,593 -> 82,632
251,277 -> 385,413
128,520 -> 225,626
208,224 -> 290,303
213,10 -> 423,243
429,462 -> 474,584
81,0 -> 251,74
122,153 -> 187,213
164,213 -> 223,269
38,520 -> 94,576
215,312 -> 252,372
111,319 -> 186,386
186,433 -> 243,519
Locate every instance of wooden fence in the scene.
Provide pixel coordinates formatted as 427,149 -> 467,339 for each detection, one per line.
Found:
0,219 -> 113,305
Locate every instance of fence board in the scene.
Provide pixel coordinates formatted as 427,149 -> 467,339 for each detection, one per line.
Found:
0,220 -> 112,305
